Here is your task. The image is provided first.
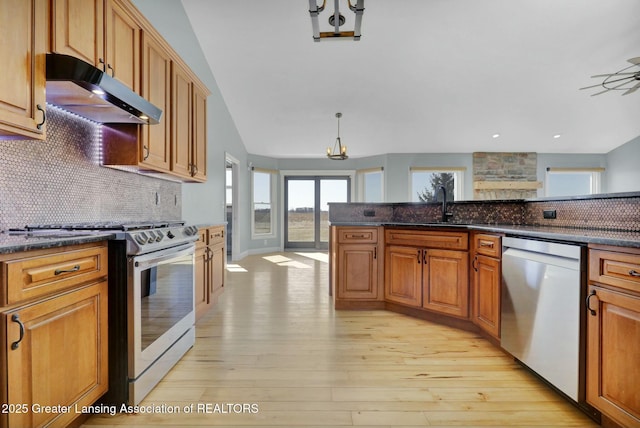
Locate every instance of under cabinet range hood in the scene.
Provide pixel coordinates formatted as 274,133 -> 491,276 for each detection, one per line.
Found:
45,53 -> 162,125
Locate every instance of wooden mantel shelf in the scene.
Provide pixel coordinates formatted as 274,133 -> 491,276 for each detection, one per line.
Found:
473,181 -> 543,190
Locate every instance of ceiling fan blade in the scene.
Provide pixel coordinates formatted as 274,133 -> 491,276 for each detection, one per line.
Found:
623,81 -> 640,95
590,72 -> 637,78
580,82 -> 604,90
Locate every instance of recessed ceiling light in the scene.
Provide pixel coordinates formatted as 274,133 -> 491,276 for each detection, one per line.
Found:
553,134 -> 561,139
492,133 -> 500,139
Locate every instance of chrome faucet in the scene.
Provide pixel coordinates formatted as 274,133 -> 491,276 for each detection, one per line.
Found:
435,186 -> 453,222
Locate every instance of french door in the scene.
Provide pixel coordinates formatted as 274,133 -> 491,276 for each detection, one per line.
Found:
284,176 -> 350,249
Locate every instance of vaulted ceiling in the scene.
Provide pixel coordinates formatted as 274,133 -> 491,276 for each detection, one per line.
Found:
181,0 -> 640,159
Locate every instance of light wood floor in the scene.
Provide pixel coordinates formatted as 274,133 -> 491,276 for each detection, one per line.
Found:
83,252 -> 599,427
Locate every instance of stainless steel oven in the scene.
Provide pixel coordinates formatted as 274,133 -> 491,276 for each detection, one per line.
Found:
128,242 -> 195,405
12,221 -> 199,406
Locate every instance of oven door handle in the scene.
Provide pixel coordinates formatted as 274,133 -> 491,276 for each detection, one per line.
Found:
132,243 -> 195,269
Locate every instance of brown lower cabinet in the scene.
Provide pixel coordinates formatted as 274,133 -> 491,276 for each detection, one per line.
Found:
385,245 -> 469,317
0,242 -> 109,428
195,225 -> 226,321
586,245 -> 640,427
470,233 -> 502,339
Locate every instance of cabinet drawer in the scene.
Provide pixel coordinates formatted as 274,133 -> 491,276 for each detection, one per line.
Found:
385,229 -> 468,250
337,227 -> 378,244
207,226 -> 225,246
589,248 -> 640,293
474,234 -> 501,258
2,243 -> 108,306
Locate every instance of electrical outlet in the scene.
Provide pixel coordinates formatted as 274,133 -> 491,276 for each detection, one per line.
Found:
543,209 -> 557,219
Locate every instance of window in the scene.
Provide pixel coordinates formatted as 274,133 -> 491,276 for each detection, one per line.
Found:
545,167 -> 603,197
252,169 -> 276,237
410,167 -> 464,202
357,167 -> 384,202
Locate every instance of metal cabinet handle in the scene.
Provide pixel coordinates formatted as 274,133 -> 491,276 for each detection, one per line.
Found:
143,145 -> 150,160
36,104 -> 46,130
11,314 -> 24,350
54,265 -> 80,275
586,290 -> 597,316
629,270 -> 640,277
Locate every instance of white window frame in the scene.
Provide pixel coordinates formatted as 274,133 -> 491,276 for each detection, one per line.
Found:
545,167 -> 604,197
251,168 -> 277,239
409,167 -> 465,202
357,167 -> 384,202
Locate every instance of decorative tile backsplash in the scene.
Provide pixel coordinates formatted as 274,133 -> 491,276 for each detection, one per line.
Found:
0,107 -> 181,231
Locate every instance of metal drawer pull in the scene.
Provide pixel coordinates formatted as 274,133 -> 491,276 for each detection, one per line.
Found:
629,270 -> 640,277
586,290 -> 597,316
54,265 -> 80,275
479,241 -> 494,248
11,314 -> 24,350
36,104 -> 46,130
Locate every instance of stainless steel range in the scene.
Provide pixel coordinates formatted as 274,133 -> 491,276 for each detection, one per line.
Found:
20,221 -> 199,405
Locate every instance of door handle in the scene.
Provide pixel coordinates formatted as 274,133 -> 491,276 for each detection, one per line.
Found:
11,314 -> 25,350
586,290 -> 597,316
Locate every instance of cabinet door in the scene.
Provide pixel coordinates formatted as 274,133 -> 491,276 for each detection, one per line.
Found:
337,244 -> 380,300
171,61 -> 193,178
423,249 -> 469,318
140,32 -> 171,171
50,0 -> 104,67
586,285 -> 640,427
385,245 -> 422,307
194,245 -> 209,321
191,82 -> 208,181
104,0 -> 140,93
210,245 -> 225,301
0,0 -> 46,140
3,281 -> 108,428
472,254 -> 501,337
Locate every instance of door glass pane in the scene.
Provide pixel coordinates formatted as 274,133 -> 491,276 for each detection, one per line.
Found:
320,179 -> 348,242
287,180 -> 315,242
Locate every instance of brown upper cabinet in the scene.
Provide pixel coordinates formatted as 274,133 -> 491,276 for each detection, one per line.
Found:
51,0 -> 140,93
0,0 -> 47,140
172,61 -> 208,182
51,0 -> 210,181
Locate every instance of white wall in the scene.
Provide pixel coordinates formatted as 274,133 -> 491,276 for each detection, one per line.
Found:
606,136 -> 640,193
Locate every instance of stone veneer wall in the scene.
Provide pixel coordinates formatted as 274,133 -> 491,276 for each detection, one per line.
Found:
473,152 -> 539,200
0,107 -> 181,231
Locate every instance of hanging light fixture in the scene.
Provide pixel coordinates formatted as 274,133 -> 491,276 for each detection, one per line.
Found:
309,0 -> 364,42
327,112 -> 348,160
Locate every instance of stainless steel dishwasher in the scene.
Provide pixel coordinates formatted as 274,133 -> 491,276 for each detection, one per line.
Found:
501,236 -> 586,402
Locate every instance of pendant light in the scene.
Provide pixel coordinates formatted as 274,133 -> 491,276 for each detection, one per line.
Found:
327,112 -> 348,160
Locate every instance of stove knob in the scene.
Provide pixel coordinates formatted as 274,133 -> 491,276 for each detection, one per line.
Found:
135,232 -> 148,245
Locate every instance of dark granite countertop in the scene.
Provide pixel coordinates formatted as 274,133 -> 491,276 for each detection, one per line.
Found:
329,221 -> 640,249
0,231 -> 116,255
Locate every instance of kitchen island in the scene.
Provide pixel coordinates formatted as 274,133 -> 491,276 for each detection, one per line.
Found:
329,192 -> 640,428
